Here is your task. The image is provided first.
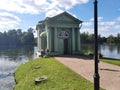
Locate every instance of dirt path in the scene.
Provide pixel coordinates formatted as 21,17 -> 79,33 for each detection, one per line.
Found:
55,56 -> 120,90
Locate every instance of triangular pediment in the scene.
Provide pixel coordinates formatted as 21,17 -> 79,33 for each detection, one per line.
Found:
48,12 -> 82,23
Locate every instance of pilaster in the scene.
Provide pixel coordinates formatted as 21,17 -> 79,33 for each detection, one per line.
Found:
54,27 -> 58,52
72,28 -> 75,52
77,29 -> 80,51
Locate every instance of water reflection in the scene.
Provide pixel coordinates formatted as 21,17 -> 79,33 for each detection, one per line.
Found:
80,44 -> 94,54
117,45 -> 120,54
0,46 -> 35,61
81,44 -> 120,59
100,44 -> 120,59
0,45 -> 37,90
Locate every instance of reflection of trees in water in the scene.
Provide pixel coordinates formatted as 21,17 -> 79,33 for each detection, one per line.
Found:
0,45 -> 34,61
117,45 -> 120,54
81,44 -> 119,54
81,44 -> 94,53
100,44 -> 106,50
108,44 -> 117,53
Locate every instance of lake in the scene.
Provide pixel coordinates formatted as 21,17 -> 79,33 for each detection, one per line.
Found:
0,44 -> 120,90
0,46 -> 37,90
81,44 -> 120,59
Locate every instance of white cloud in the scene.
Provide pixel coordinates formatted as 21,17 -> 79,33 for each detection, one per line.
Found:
46,0 -> 89,17
49,0 -> 89,10
99,21 -> 116,26
0,0 -> 89,15
116,17 -> 120,21
83,22 -> 93,26
81,28 -> 93,34
0,0 -> 50,14
115,25 -> 120,29
46,7 -> 63,17
98,17 -> 103,21
99,26 -> 111,32
0,12 -> 21,32
90,16 -> 103,21
0,0 -> 90,32
82,16 -> 120,37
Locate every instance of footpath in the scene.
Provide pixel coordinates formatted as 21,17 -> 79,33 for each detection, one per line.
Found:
55,56 -> 120,90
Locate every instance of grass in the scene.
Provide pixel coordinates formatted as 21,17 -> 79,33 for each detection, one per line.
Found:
14,57 -> 103,90
100,58 -> 120,66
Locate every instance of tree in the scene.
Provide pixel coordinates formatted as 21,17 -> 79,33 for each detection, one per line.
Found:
80,32 -> 89,43
21,28 -> 35,45
0,28 -> 35,46
117,33 -> 120,44
107,34 -> 115,44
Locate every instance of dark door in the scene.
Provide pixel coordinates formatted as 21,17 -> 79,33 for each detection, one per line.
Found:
64,39 -> 69,54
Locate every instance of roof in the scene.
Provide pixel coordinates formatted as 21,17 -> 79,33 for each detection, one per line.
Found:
38,12 -> 82,24
48,12 -> 82,23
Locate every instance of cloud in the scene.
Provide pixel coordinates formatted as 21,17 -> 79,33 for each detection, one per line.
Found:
0,0 -> 90,32
0,12 -> 21,31
99,21 -> 116,26
0,0 -> 50,14
83,22 -> 93,26
116,17 -> 120,21
82,16 -> 120,37
81,28 -> 93,34
49,0 -> 89,10
46,7 -> 64,17
0,0 -> 89,15
46,0 -> 89,17
90,16 -> 103,21
115,25 -> 120,29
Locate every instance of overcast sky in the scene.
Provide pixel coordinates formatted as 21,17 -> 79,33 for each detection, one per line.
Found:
0,0 -> 120,37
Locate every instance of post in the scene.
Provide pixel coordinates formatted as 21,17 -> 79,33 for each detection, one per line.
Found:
94,0 -> 100,90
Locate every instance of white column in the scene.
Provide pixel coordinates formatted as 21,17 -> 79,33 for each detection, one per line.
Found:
46,25 -> 50,50
77,29 -> 80,51
37,29 -> 41,51
72,28 -> 75,52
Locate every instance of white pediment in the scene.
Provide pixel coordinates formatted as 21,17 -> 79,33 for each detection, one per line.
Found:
49,12 -> 82,23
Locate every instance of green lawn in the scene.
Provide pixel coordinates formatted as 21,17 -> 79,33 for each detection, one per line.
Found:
14,57 -> 103,90
100,58 -> 120,66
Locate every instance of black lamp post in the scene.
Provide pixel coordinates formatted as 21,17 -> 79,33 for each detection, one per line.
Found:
94,0 -> 100,90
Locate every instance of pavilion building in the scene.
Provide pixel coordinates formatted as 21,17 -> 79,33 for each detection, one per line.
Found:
36,12 -> 82,55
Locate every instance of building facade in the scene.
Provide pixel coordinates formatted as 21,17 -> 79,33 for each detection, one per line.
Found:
36,12 -> 82,55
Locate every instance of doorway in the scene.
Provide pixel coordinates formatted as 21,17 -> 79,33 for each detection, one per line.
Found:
64,39 -> 69,54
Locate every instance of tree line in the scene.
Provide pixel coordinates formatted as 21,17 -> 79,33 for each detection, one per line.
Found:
80,32 -> 120,44
0,29 -> 120,46
0,28 -> 35,46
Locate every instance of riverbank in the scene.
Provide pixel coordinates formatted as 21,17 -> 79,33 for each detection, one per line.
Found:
14,57 -> 103,90
100,58 -> 120,66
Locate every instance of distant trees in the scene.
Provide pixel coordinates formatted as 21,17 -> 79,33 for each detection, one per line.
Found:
0,28 -> 35,46
80,32 -> 120,44
80,32 -> 106,44
107,34 -> 115,44
107,33 -> 120,44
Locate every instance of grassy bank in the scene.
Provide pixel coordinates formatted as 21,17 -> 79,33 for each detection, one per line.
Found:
14,57 -> 103,90
100,58 -> 120,66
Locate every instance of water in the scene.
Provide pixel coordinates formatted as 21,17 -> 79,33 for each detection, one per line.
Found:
100,44 -> 120,59
81,44 -> 120,59
0,44 -> 120,90
0,46 -> 37,90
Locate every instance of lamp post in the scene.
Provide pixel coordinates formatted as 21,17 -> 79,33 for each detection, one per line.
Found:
94,0 -> 100,90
